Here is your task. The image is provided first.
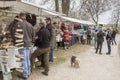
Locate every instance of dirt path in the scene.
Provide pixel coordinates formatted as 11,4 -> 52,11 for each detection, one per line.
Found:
29,35 -> 120,80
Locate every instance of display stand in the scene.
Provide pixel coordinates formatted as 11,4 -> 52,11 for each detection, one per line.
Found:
0,50 -> 12,80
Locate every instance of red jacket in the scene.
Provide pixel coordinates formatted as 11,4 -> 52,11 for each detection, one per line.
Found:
63,29 -> 70,41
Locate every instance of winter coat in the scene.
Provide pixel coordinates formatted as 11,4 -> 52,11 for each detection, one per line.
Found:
35,27 -> 51,48
106,32 -> 112,41
63,29 -> 70,41
22,20 -> 35,47
50,26 -> 56,49
97,31 -> 104,42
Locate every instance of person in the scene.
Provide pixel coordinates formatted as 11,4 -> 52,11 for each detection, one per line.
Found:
111,29 -> 117,45
106,29 -> 112,55
30,23 -> 51,76
37,17 -> 53,68
17,13 -> 35,79
45,17 -> 56,63
82,30 -> 87,44
61,23 -> 66,32
49,22 -> 56,62
78,29 -> 83,44
63,26 -> 70,50
93,30 -> 98,49
45,17 -> 53,38
95,29 -> 104,54
10,16 -> 24,49
7,16 -> 19,45
56,23 -> 62,49
87,28 -> 91,45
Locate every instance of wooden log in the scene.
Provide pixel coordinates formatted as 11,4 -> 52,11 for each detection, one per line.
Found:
16,68 -> 23,73
15,54 -> 24,59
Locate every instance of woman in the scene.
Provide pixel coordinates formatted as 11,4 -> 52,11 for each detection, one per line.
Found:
63,26 -> 70,50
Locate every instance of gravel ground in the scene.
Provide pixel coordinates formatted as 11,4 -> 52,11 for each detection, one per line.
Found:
22,35 -> 120,80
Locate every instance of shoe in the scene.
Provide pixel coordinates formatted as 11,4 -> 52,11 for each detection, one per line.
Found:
106,53 -> 110,55
99,53 -> 102,55
54,56 -> 56,59
37,65 -> 44,69
17,74 -> 27,80
49,61 -> 53,64
41,72 -> 48,76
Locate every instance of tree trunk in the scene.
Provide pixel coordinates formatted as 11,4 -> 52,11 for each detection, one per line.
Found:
55,0 -> 59,12
115,14 -> 119,32
62,0 -> 70,16
96,14 -> 99,25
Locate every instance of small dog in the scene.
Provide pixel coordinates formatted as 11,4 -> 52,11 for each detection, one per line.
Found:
71,56 -> 80,68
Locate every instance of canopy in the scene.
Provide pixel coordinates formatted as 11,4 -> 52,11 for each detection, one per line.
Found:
0,0 -> 65,17
60,16 -> 95,25
0,0 -> 95,25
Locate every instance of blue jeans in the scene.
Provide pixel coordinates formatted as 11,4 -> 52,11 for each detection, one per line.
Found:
107,40 -> 111,54
49,49 -> 54,62
94,39 -> 97,49
112,38 -> 117,45
18,47 -> 31,78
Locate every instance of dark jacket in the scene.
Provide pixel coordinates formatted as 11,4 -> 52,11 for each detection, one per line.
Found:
106,32 -> 112,41
36,27 -> 51,48
111,30 -> 116,38
97,31 -> 104,42
8,19 -> 19,45
87,29 -> 91,39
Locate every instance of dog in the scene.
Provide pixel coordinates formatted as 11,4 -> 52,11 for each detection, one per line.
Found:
71,56 -> 80,68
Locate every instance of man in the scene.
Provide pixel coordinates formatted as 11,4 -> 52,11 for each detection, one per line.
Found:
95,29 -> 104,54
37,17 -> 53,68
45,17 -> 55,62
111,29 -> 117,45
45,17 -> 53,37
49,22 -> 56,62
106,29 -> 112,55
87,28 -> 91,45
30,23 -> 51,76
17,13 -> 35,79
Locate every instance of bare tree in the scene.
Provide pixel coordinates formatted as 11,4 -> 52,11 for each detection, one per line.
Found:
80,0 -> 112,25
111,0 -> 120,31
62,0 -> 70,16
39,0 -> 50,5
54,0 -> 59,12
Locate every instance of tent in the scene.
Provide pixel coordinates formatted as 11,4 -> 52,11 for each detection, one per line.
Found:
0,0 -> 65,17
60,16 -> 95,25
0,0 -> 95,25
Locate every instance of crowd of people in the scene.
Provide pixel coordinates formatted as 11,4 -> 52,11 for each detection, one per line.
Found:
8,13 -> 75,79
94,28 -> 117,55
7,13 -> 117,79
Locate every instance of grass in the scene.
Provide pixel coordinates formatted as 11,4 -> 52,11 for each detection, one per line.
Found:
0,43 -> 90,80
55,56 -> 66,63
